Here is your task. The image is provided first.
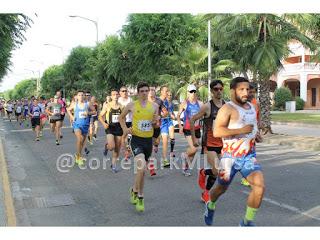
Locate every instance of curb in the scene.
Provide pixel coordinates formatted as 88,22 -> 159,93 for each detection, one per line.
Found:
0,138 -> 16,226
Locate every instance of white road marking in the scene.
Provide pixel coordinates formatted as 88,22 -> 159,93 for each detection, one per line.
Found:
242,190 -> 320,222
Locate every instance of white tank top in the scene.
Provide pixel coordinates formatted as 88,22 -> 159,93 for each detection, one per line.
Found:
118,97 -> 132,122
222,101 -> 258,158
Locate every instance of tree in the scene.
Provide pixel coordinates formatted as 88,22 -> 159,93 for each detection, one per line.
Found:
11,78 -> 37,99
0,14 -> 31,80
206,14 -> 316,133
121,14 -> 204,84
40,65 -> 64,98
63,46 -> 94,95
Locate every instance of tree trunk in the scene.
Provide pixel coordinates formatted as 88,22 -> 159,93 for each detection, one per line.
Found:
258,76 -> 273,134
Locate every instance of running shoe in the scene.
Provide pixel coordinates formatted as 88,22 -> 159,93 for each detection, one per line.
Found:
239,219 -> 255,227
149,168 -> 156,176
198,168 -> 206,190
93,134 -> 97,141
183,169 -> 192,176
130,188 -> 138,205
55,140 -> 60,145
89,140 -> 93,145
136,197 -> 145,212
75,155 -> 85,167
153,145 -> 158,154
241,178 -> 250,187
35,137 -> 40,141
204,202 -> 215,226
60,135 -> 63,139
163,158 -> 170,168
201,190 -> 210,203
169,152 -> 175,161
39,131 -> 43,137
84,147 -> 90,155
111,165 -> 118,173
103,148 -> 108,157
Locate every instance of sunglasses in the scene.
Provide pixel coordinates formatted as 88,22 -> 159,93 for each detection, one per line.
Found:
121,90 -> 128,92
213,87 -> 224,92
189,90 -> 196,94
140,90 -> 150,93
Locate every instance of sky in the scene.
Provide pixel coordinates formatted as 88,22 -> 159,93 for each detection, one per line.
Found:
0,11 -> 129,91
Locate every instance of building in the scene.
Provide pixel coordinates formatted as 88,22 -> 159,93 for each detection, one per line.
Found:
273,40 -> 320,109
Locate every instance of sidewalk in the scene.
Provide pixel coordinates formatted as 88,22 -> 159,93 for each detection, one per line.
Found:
263,123 -> 320,152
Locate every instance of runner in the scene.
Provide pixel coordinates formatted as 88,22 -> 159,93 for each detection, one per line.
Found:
29,98 -> 42,141
22,98 -> 30,127
204,77 -> 264,227
67,90 -> 96,166
99,90 -> 123,173
14,100 -> 23,125
166,91 -> 177,161
177,84 -> 203,176
119,82 -> 159,212
56,91 -> 66,139
46,95 -> 63,145
241,82 -> 261,187
88,96 -> 99,145
190,80 -> 225,203
39,96 -> 47,137
118,86 -> 133,161
147,87 -> 163,175
158,86 -> 172,168
0,100 -> 4,118
6,100 -> 13,122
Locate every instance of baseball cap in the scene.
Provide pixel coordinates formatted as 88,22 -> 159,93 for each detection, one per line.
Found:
54,95 -> 59,99
187,84 -> 197,92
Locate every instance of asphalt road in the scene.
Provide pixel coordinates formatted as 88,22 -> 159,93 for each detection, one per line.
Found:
1,117 -> 320,226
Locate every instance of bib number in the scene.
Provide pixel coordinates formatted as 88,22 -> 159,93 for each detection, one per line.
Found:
112,114 -> 119,123
138,120 -> 152,132
53,108 -> 60,114
79,111 -> 87,119
24,106 -> 28,110
33,112 -> 40,117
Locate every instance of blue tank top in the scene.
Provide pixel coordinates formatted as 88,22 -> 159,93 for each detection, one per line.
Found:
74,102 -> 90,125
183,100 -> 200,130
30,104 -> 41,118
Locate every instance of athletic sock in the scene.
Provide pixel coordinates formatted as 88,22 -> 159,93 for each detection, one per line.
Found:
244,206 -> 258,223
206,176 -> 217,191
208,201 -> 216,210
170,138 -> 175,153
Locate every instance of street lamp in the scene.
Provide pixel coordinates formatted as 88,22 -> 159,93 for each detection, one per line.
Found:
24,68 -> 41,95
69,15 -> 99,44
43,43 -> 65,99
208,20 -> 211,102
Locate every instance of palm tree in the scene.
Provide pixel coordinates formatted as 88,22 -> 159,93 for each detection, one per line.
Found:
160,43 -> 235,102
206,14 -> 316,134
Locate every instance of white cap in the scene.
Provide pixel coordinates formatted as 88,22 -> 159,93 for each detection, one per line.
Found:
187,84 -> 197,92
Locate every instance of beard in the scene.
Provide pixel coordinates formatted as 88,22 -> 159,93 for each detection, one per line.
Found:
235,95 -> 247,105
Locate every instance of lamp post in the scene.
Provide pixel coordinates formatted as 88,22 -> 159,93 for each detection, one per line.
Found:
24,68 -> 40,95
43,43 -> 65,99
208,20 -> 212,102
69,15 -> 99,44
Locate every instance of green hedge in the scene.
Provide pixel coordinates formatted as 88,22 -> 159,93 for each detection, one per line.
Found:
295,97 -> 305,110
274,87 -> 292,110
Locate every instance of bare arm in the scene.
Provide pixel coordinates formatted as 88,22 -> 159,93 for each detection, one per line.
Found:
66,102 -> 75,122
177,101 -> 186,128
119,102 -> 133,136
98,104 -> 109,129
190,103 -> 209,144
213,104 -> 253,138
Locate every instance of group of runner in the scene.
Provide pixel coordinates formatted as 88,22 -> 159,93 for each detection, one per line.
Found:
1,77 -> 265,226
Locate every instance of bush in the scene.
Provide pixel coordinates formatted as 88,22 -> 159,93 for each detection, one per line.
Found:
274,87 -> 292,110
295,97 -> 305,110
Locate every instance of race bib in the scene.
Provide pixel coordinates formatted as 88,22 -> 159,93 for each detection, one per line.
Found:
24,106 -> 28,110
79,111 -> 87,119
53,108 -> 60,114
112,114 -> 119,123
16,107 -> 21,113
33,111 -> 40,117
138,120 -> 152,132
